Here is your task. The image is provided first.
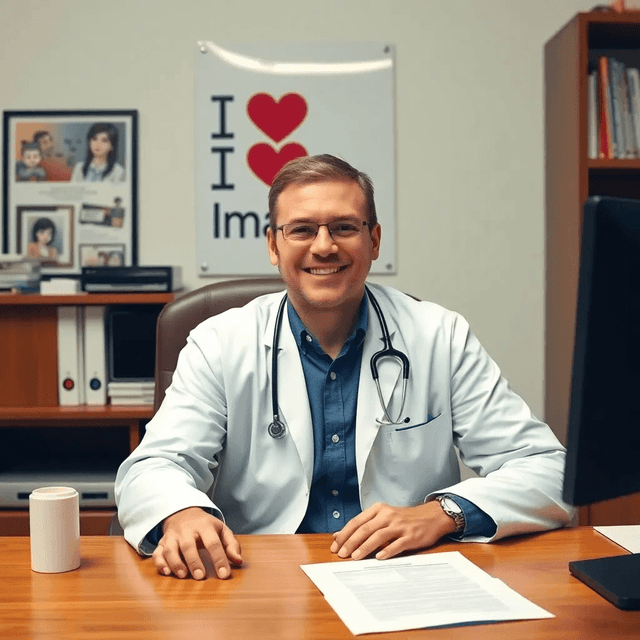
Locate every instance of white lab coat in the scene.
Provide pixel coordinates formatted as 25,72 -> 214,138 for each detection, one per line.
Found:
115,284 -> 576,554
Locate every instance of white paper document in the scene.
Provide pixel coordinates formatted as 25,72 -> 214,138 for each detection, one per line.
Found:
594,525 -> 640,553
301,551 -> 553,635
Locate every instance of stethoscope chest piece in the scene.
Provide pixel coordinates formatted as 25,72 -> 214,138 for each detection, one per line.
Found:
268,418 -> 286,439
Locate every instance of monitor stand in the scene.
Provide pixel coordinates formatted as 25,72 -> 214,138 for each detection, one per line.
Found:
569,553 -> 640,610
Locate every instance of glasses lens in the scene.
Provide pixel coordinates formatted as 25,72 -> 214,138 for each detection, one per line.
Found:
328,221 -> 362,238
284,223 -> 318,241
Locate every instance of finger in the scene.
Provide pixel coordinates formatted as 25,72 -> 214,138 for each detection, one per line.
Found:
152,544 -> 172,577
335,515 -> 387,558
375,536 -> 411,560
200,528 -> 234,580
219,525 -> 243,565
331,508 -> 378,552
348,527 -> 395,560
166,538 -> 205,580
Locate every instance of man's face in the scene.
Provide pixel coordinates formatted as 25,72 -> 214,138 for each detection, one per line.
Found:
38,135 -> 54,155
267,180 -> 381,317
23,149 -> 41,169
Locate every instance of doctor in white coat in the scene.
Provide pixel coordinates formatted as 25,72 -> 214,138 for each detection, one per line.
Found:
115,154 -> 575,581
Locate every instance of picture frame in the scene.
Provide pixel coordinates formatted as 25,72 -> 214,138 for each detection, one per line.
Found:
2,110 -> 138,275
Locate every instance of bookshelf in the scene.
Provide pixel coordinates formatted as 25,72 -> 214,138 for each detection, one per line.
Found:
545,10 -> 640,526
0,292 -> 174,535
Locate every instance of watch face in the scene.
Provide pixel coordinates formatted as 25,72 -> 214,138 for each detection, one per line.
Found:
441,497 -> 462,514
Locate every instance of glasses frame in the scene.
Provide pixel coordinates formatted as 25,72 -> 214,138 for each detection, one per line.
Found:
275,219 -> 369,242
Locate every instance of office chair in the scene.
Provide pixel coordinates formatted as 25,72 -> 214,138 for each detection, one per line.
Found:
108,277 -> 286,536
153,277 -> 286,411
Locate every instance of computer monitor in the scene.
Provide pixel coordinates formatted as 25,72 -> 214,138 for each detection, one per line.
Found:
563,195 -> 640,610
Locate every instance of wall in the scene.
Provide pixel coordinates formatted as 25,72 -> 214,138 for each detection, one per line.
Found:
0,0 -> 594,419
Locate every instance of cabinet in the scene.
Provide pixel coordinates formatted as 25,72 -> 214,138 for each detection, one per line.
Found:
544,11 -> 640,525
0,292 -> 174,535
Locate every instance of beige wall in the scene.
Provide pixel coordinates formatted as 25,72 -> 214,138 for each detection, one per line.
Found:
0,0 -> 594,418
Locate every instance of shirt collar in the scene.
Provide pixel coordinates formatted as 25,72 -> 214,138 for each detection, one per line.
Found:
287,294 -> 368,358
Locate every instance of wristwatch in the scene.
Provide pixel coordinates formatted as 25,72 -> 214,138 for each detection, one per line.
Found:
435,495 -> 466,534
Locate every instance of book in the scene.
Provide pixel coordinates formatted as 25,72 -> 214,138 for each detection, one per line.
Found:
599,57 -> 613,159
626,67 -> 640,157
588,70 -> 599,159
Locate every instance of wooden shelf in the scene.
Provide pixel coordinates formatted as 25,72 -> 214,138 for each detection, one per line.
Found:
0,292 -> 174,306
0,292 -> 173,535
0,509 -> 115,536
0,405 -> 154,422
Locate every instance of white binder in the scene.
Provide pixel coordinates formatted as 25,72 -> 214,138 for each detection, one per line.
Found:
57,306 -> 85,405
83,306 -> 108,405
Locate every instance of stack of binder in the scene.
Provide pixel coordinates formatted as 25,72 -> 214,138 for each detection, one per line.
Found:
57,306 -> 108,406
107,381 -> 154,406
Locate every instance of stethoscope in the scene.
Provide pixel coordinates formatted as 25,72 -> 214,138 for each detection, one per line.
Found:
268,286 -> 410,439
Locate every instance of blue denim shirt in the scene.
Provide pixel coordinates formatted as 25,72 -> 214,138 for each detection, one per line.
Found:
289,296 -> 496,538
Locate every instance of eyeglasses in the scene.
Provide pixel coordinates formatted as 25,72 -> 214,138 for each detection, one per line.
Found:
276,220 -> 369,242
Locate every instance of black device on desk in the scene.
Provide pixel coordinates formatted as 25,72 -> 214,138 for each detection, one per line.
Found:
563,195 -> 640,610
81,266 -> 182,292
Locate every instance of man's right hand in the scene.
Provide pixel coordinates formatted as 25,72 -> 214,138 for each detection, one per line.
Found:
152,507 -> 243,580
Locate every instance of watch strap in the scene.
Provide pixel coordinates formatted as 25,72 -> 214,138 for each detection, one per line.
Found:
435,494 -> 466,534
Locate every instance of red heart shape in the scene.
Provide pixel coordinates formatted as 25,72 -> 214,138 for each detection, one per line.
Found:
247,93 -> 308,143
247,143 -> 308,186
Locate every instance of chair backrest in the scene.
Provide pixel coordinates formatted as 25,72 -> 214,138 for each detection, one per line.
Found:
154,277 -> 286,412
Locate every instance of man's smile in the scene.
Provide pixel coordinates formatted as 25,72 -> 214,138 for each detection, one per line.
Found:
305,265 -> 348,275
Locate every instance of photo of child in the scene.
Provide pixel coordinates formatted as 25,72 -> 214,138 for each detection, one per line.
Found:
26,217 -> 58,260
15,140 -> 47,182
17,206 -> 73,267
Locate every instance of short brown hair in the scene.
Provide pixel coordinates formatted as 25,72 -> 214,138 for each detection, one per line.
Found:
268,154 -> 377,231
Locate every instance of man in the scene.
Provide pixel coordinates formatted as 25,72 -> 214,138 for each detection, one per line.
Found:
115,154 -> 575,581
33,130 -> 72,181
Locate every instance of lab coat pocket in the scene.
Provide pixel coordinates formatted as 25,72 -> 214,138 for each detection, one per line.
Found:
370,411 -> 457,505
395,413 -> 443,432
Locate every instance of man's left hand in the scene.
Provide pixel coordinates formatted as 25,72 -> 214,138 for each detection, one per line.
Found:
330,501 -> 456,560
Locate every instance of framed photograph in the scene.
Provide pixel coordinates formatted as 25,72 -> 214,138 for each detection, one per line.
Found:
79,243 -> 125,267
17,206 -> 73,267
2,110 -> 138,275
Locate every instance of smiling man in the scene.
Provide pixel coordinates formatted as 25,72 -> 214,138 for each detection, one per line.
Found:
115,154 -> 575,581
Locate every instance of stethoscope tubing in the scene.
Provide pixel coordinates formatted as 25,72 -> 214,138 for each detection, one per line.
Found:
268,286 -> 410,438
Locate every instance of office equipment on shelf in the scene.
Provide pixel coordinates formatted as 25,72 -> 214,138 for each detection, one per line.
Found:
81,266 -> 183,292
83,306 -> 108,405
40,278 -> 82,294
0,255 -> 41,293
57,306 -> 85,405
0,468 -> 117,508
107,304 -> 162,382
563,196 -> 640,610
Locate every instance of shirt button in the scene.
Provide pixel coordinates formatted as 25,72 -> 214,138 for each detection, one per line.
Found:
333,510 -> 340,519
332,489 -> 339,496
331,434 -> 340,444
329,371 -> 337,381
305,334 -> 313,343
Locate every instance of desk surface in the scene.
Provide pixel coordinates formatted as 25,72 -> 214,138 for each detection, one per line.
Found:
1,527 -> 638,639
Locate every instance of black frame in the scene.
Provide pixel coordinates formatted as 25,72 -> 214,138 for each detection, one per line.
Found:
2,109 -> 138,270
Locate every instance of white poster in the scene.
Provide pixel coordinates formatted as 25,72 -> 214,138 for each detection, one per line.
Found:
195,42 -> 396,276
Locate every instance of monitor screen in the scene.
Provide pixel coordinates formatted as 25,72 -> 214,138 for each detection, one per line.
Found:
563,195 -> 640,507
562,195 -> 640,611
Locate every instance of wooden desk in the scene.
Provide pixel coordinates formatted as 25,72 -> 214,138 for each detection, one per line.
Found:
1,528 -> 637,639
